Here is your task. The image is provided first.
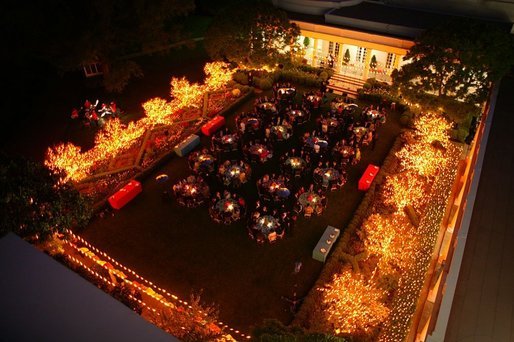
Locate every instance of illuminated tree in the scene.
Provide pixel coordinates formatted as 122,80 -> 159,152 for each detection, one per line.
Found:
94,119 -> 146,160
204,0 -> 300,67
143,97 -> 173,126
46,143 -> 92,182
343,49 -> 351,65
392,17 -> 514,103
204,62 -> 234,92
170,77 -> 204,109
370,55 -> 377,70
321,269 -> 390,336
1,154 -> 92,240
381,172 -> 428,212
361,213 -> 418,273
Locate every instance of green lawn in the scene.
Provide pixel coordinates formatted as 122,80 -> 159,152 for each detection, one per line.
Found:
79,89 -> 404,334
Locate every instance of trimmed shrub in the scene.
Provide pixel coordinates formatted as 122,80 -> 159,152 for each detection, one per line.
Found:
231,88 -> 241,97
399,115 -> 413,127
233,71 -> 249,85
319,71 -> 329,81
257,77 -> 273,90
450,127 -> 469,142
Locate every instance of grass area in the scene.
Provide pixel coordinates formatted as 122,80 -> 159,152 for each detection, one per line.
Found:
2,44 -> 210,161
183,15 -> 213,38
79,88 -> 404,334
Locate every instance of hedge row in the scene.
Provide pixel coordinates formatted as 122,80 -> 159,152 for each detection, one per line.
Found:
92,87 -> 254,211
232,66 -> 334,91
293,136 -> 405,329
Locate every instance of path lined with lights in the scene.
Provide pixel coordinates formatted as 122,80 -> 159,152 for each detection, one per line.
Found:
61,229 -> 251,340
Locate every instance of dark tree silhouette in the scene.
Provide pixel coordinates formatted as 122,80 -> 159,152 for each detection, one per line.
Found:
392,17 -> 514,103
204,0 -> 300,68
0,154 -> 92,240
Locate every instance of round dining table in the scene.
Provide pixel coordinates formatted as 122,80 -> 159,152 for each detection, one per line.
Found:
270,124 -> 292,141
242,117 -> 261,132
210,198 -> 242,224
277,87 -> 296,100
257,102 -> 278,114
287,109 -> 309,125
247,144 -> 272,162
189,152 -> 216,174
218,162 -> 251,187
304,136 -> 329,152
259,178 -> 291,201
284,156 -> 306,170
250,215 -> 281,242
314,167 -> 340,186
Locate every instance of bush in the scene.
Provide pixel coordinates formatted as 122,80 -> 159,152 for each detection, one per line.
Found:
450,127 -> 469,142
257,77 -> 273,90
233,71 -> 249,85
231,88 -> 241,97
399,115 -> 413,127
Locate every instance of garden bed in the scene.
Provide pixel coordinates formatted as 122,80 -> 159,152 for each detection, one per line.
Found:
293,112 -> 463,341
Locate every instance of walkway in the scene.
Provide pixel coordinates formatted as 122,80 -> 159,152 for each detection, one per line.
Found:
445,75 -> 514,341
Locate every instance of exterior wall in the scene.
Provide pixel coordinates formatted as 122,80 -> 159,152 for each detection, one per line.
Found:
295,20 -> 414,83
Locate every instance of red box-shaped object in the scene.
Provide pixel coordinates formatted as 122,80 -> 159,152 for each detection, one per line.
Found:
358,164 -> 380,191
108,180 -> 142,209
201,116 -> 225,136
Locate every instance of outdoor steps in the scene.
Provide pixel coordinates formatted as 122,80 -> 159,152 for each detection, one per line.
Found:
327,83 -> 358,97
327,73 -> 365,97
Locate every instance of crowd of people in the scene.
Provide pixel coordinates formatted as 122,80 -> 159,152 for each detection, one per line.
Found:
209,190 -> 246,224
71,99 -> 121,128
172,175 -> 210,208
168,82 -> 387,244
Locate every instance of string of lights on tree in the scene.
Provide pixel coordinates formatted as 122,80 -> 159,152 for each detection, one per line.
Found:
45,62 -> 234,183
318,112 -> 462,341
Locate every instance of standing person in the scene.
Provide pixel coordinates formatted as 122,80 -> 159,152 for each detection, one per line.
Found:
320,80 -> 328,94
248,71 -> 254,86
90,110 -> 99,127
371,131 -> 378,151
328,54 -> 334,68
110,101 -> 118,117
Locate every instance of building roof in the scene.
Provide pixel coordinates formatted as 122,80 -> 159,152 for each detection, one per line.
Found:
329,2 -> 448,30
0,233 -> 177,342
287,10 -> 414,40
287,2 -> 512,39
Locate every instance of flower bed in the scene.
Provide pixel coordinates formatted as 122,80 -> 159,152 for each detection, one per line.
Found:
294,112 -> 462,341
45,62 -> 254,204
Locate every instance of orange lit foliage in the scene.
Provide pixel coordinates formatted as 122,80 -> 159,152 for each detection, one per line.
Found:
382,172 -> 427,212
93,119 -> 146,160
204,62 -> 234,92
319,112 -> 457,339
45,143 -> 91,182
46,62 -> 235,182
169,77 -> 204,109
321,269 -> 390,336
360,213 -> 418,273
396,113 -> 451,177
142,98 -> 174,126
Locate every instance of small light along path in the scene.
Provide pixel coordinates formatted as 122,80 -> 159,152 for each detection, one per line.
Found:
62,229 -> 251,340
